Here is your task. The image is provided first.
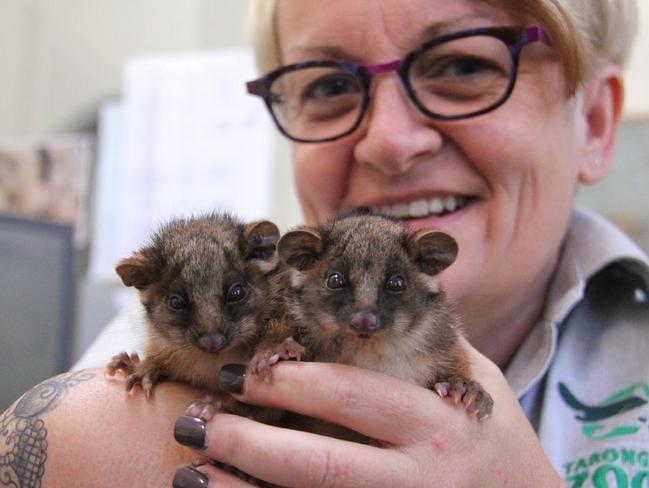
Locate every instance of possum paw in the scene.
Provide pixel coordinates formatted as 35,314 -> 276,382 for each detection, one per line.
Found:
186,395 -> 224,422
125,372 -> 157,398
434,380 -> 493,421
248,337 -> 305,383
105,351 -> 141,377
106,352 -> 159,398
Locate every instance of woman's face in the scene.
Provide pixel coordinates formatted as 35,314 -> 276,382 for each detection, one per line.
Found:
276,0 -> 593,341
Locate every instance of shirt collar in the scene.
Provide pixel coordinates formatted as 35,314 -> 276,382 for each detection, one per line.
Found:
505,208 -> 649,397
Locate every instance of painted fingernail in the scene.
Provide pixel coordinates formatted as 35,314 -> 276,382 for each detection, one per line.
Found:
174,416 -> 206,449
218,363 -> 246,394
173,466 -> 208,488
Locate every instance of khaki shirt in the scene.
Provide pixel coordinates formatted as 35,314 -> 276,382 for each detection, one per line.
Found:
508,209 -> 649,487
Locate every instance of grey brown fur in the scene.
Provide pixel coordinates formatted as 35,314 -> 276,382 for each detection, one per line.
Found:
252,213 -> 493,427
106,212 -> 282,417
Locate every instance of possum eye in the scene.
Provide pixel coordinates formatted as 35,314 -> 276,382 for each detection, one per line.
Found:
226,283 -> 247,304
385,275 -> 406,294
168,294 -> 188,311
326,272 -> 346,290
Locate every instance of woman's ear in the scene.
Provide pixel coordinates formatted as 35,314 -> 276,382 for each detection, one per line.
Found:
577,63 -> 625,185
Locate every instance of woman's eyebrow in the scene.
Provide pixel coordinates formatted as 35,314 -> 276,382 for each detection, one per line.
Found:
417,15 -> 496,42
285,15 -> 498,63
285,45 -> 362,63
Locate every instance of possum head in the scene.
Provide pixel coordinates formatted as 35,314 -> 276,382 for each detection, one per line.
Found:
116,214 -> 279,354
278,215 -> 458,360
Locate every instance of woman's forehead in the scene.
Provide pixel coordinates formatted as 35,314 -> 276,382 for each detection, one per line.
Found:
277,0 -> 514,63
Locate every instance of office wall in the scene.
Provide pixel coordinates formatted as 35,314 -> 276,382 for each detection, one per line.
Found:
0,0 -> 303,227
0,0 -> 251,136
625,1 -> 649,119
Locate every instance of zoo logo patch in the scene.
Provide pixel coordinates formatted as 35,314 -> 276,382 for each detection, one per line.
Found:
558,382 -> 649,488
558,382 -> 649,441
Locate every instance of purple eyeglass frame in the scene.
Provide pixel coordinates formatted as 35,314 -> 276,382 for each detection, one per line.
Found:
246,25 -> 551,143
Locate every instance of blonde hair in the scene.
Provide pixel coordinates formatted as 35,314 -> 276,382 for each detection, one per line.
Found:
247,0 -> 638,94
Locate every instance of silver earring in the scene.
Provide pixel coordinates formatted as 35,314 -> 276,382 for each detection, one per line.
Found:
594,157 -> 604,169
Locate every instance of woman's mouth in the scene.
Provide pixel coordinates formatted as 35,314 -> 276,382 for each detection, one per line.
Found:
370,195 -> 472,219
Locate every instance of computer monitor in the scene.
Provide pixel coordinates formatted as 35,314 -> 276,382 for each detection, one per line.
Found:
0,214 -> 75,411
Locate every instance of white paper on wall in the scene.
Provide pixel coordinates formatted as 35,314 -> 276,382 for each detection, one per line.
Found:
89,48 -> 274,281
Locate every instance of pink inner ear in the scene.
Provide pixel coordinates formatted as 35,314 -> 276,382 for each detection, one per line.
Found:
245,220 -> 280,246
413,231 -> 458,274
278,228 -> 323,269
115,253 -> 152,288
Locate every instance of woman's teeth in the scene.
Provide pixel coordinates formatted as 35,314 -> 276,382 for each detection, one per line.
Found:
373,196 -> 467,219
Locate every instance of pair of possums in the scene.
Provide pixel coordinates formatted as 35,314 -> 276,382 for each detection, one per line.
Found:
106,211 -> 493,432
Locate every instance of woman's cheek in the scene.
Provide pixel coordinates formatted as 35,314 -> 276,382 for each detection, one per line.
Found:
293,144 -> 352,224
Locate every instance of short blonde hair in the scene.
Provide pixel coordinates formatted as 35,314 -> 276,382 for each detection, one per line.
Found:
247,0 -> 638,94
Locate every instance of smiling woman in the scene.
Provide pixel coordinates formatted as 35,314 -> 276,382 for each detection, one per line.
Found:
2,0 -> 648,487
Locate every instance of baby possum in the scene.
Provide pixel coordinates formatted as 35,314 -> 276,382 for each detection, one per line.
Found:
105,212 -> 292,417
252,213 -> 493,422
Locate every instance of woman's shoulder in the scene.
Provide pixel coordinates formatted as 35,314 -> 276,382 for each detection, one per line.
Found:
0,369 -> 203,487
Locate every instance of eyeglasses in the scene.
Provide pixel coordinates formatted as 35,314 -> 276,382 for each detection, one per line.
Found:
246,26 -> 550,143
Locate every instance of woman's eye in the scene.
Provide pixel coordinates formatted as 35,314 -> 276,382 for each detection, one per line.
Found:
423,55 -> 502,79
303,74 -> 360,101
385,275 -> 406,293
326,272 -> 346,290
168,294 -> 188,311
226,283 -> 247,304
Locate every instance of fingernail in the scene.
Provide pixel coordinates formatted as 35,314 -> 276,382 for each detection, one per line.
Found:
218,363 -> 246,394
173,466 -> 208,488
174,416 -> 206,449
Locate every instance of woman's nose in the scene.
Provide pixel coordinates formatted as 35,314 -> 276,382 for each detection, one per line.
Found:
353,76 -> 443,177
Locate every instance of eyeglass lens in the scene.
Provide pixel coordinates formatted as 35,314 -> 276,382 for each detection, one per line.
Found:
268,34 -> 514,142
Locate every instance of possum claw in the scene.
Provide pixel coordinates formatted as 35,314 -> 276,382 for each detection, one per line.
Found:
249,337 -> 306,383
433,379 -> 493,421
105,351 -> 141,377
186,396 -> 224,422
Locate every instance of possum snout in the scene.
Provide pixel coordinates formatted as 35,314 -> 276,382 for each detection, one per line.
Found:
350,311 -> 380,337
197,332 -> 229,353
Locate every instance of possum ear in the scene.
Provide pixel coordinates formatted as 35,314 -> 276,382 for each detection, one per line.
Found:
407,230 -> 458,276
115,251 -> 157,289
241,220 -> 280,260
278,229 -> 323,271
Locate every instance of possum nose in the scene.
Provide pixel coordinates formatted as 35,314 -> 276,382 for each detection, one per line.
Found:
198,332 -> 229,353
351,312 -> 380,336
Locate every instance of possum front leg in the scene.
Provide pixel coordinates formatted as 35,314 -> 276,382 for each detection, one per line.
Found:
248,318 -> 305,383
185,392 -> 287,426
433,379 -> 494,421
105,351 -> 165,398
185,395 -> 224,421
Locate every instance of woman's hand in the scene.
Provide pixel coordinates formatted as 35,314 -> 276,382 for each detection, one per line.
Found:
173,339 -> 564,487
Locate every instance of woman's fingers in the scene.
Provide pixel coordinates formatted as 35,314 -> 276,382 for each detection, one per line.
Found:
219,361 -> 461,444
175,413 -> 410,488
173,463 -> 257,488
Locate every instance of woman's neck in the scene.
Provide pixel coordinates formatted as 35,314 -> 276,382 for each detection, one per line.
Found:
463,266 -> 554,370
468,299 -> 545,370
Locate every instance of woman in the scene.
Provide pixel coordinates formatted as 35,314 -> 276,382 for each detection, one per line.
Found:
2,0 -> 647,486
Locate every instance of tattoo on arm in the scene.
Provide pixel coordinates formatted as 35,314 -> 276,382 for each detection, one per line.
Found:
0,370 -> 95,487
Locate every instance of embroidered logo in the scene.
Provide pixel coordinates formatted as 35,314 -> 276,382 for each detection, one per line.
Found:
558,382 -> 649,441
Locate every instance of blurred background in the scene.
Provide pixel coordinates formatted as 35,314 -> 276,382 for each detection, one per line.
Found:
0,0 -> 647,410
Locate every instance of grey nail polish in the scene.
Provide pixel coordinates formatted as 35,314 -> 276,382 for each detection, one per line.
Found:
219,363 -> 247,394
173,466 -> 208,488
174,416 -> 206,449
